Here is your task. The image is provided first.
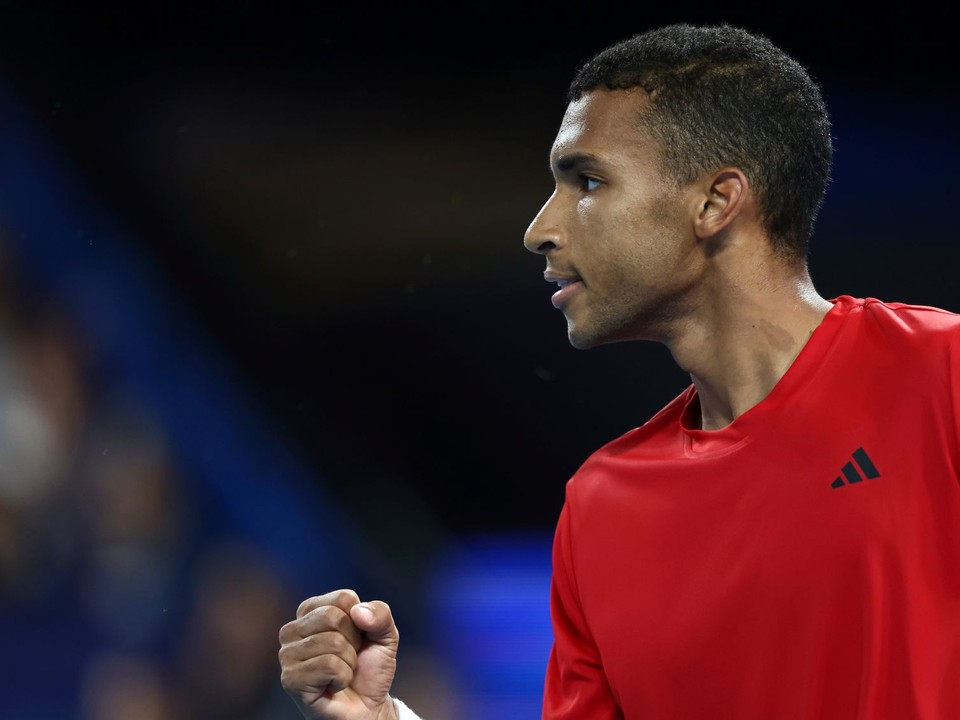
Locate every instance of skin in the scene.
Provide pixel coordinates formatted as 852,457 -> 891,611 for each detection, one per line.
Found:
278,589 -> 400,720
523,87 -> 834,430
279,87 -> 835,719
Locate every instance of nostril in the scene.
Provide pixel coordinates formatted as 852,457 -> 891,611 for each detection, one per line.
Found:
532,240 -> 557,254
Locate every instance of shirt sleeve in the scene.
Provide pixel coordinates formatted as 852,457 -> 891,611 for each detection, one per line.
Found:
949,320 -> 960,481
393,697 -> 423,720
542,496 -> 623,719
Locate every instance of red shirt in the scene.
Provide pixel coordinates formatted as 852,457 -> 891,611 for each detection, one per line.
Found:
544,296 -> 960,719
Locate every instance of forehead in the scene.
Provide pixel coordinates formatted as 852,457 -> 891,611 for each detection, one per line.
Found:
551,87 -> 655,166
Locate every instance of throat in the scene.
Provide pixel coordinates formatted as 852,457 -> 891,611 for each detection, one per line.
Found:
674,298 -> 832,431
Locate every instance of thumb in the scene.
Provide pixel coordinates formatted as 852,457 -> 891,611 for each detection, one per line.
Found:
347,600 -> 399,704
350,600 -> 399,649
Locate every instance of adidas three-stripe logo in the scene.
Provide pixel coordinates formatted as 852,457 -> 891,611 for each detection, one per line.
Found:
831,447 -> 880,489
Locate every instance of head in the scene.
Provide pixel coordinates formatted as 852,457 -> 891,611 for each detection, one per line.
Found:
568,23 -> 832,259
524,24 -> 833,348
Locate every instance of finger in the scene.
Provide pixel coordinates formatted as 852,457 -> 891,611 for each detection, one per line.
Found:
279,630 -> 360,668
296,589 -> 361,619
281,652 -> 355,697
350,600 -> 400,651
280,605 -> 363,652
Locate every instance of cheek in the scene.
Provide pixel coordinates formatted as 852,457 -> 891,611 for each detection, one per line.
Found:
574,193 -> 673,284
591,206 -> 650,271
575,195 -> 631,249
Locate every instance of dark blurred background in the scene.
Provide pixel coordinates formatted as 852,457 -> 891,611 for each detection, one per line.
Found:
0,2 -> 956,719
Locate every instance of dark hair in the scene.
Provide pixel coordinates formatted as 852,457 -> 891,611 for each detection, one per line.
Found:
568,24 -> 832,263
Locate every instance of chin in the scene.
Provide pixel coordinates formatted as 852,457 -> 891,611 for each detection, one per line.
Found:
566,325 -> 605,350
567,315 -> 645,349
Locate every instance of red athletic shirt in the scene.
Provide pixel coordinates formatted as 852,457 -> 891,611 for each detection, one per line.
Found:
543,296 -> 960,719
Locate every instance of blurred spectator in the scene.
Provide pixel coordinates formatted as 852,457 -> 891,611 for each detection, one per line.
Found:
75,389 -> 191,653
0,227 -> 302,718
0,260 -> 88,607
174,538 -> 296,720
79,651 -> 181,720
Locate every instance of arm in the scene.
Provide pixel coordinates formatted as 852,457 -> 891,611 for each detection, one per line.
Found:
278,588 -> 425,720
543,500 -> 623,719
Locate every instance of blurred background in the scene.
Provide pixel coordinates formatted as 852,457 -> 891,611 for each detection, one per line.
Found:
0,2 -> 956,718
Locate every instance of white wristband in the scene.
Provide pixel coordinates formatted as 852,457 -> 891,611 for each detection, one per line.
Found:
393,697 -> 424,720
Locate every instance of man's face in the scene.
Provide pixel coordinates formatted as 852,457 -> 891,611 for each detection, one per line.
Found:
523,88 -> 704,349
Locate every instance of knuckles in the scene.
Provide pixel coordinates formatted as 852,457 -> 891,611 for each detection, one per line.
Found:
278,619 -> 300,644
296,589 -> 361,619
295,595 -> 323,618
279,665 -> 298,691
278,651 -> 355,694
282,604 -> 351,643
314,653 -> 347,676
278,631 -> 358,669
312,631 -> 352,656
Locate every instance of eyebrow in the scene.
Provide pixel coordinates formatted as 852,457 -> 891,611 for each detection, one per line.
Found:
551,151 -> 603,175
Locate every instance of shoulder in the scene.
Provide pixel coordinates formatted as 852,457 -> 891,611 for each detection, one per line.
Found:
563,384 -> 694,501
835,295 -> 960,348
843,295 -> 960,332
828,296 -> 960,401
596,385 -> 695,457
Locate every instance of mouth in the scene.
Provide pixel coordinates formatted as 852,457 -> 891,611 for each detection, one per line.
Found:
544,270 -> 583,308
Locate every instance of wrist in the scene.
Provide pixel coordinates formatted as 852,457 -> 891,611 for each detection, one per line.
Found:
379,696 -> 399,720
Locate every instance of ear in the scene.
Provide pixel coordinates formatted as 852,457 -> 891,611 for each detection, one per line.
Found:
692,168 -> 749,240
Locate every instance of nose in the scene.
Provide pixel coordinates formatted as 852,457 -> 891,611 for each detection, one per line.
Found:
523,191 -> 562,255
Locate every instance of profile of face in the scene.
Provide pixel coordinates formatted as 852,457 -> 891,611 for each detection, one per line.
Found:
523,88 -> 705,349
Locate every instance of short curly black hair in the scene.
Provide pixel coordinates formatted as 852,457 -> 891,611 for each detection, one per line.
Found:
568,24 -> 833,263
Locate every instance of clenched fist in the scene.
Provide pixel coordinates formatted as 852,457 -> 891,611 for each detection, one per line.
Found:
279,589 -> 401,720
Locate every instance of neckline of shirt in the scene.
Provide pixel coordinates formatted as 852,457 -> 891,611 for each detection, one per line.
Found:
679,295 -> 861,455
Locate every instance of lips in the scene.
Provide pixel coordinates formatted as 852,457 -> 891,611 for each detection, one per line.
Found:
544,270 -> 583,308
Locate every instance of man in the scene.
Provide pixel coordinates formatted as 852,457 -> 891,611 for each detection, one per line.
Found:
278,24 -> 960,720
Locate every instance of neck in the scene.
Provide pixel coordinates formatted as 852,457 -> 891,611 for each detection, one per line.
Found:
665,267 -> 833,431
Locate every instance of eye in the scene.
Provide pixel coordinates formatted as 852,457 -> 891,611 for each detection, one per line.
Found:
581,176 -> 602,192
